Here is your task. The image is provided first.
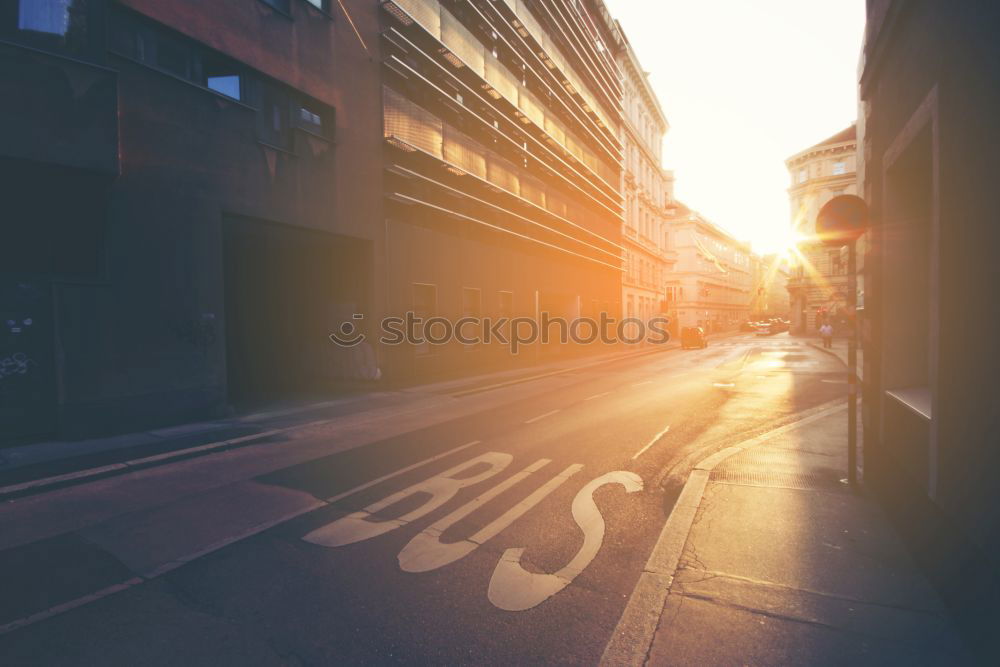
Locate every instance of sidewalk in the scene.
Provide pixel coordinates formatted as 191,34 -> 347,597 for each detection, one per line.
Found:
642,407 -> 970,665
801,336 -> 865,381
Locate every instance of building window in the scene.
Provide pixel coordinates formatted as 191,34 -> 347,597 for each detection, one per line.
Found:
832,161 -> 847,175
110,8 -> 245,102
305,0 -> 331,10
830,250 -> 844,276
203,52 -> 244,100
18,0 -> 72,35
413,284 -> 436,357
257,81 -> 291,149
296,103 -> 331,138
155,32 -> 192,78
798,168 -> 807,184
461,288 -> 482,349
498,291 -> 513,318
259,0 -> 291,13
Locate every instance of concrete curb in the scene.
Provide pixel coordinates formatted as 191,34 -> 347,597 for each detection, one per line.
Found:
0,422 -> 331,502
600,400 -> 848,666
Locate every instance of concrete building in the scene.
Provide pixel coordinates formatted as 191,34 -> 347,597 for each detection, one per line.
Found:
616,27 -> 676,332
858,1 -> 1000,659
0,0 -> 627,443
1,0 -> 383,441
665,202 -> 753,333
785,125 -> 859,334
380,0 -> 625,377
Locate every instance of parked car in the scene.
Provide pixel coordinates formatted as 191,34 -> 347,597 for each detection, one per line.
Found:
739,320 -> 755,332
681,326 -> 708,349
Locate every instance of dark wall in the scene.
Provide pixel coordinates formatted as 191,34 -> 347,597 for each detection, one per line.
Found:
861,0 -> 1000,657
49,0 -> 385,436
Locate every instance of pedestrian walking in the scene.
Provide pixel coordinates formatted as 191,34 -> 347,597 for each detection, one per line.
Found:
820,322 -> 833,348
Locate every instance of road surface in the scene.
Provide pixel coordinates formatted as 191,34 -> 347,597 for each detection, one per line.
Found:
0,334 -> 848,665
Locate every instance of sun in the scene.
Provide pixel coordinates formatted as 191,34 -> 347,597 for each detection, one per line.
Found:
752,225 -> 807,260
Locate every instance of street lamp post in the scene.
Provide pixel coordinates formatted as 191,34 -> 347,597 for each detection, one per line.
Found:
846,240 -> 858,485
816,195 -> 868,486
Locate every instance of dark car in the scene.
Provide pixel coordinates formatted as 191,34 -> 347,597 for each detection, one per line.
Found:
739,320 -> 755,332
681,326 -> 708,349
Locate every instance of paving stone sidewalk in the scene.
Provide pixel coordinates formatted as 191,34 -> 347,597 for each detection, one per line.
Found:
646,408 -> 971,665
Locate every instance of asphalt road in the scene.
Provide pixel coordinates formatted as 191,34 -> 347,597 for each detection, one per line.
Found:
0,334 -> 848,665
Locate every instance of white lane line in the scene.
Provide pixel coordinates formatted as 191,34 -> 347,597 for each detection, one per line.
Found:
631,380 -> 654,387
326,440 -> 482,503
632,425 -> 671,460
600,401 -> 848,666
524,409 -> 560,424
0,577 -> 144,636
584,391 -> 612,401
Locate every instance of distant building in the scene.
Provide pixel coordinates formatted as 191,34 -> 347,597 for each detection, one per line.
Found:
665,203 -> 753,333
752,254 -> 790,319
785,125 -> 859,334
616,26 -> 676,332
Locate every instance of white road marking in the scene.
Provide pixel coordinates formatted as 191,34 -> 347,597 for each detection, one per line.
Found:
632,425 -> 671,460
524,409 -> 560,424
398,460 -> 583,573
304,452 -> 511,547
0,439 -> 489,637
631,380 -> 654,387
584,391 -> 612,401
325,440 -> 481,503
488,470 -> 643,611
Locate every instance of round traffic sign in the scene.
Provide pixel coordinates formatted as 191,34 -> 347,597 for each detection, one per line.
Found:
816,194 -> 869,246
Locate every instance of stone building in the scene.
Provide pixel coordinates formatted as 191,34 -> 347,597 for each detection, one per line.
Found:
665,202 -> 753,333
617,27 -> 676,332
785,125 -> 859,334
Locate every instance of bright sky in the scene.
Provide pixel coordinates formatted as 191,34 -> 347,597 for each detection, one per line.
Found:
606,0 -> 865,254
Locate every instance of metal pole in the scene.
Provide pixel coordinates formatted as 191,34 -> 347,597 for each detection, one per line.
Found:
847,242 -> 858,486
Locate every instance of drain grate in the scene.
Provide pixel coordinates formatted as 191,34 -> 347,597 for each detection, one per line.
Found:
710,448 -> 844,490
710,468 -> 840,490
